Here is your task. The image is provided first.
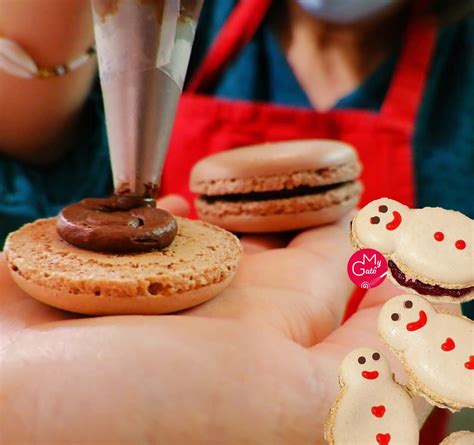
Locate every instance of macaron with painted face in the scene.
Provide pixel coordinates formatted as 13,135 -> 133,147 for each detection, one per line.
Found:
440,431 -> 474,445
338,347 -> 392,385
351,198 -> 474,303
325,347 -> 419,445
377,294 -> 474,411
190,140 -> 362,233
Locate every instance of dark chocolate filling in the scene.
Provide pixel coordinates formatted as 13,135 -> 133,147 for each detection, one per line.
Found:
201,181 -> 352,204
388,260 -> 473,298
57,195 -> 177,253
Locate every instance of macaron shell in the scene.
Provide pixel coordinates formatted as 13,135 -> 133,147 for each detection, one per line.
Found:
190,139 -> 359,188
192,162 -> 361,196
196,187 -> 360,233
4,217 -> 242,315
377,295 -> 474,412
395,208 -> 473,286
440,431 -> 474,445
10,270 -> 234,315
325,348 -> 419,445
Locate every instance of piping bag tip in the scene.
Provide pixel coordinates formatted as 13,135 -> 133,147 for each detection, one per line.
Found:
91,0 -> 204,196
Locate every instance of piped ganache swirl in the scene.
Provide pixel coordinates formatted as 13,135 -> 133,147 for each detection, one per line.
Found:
57,195 -> 177,253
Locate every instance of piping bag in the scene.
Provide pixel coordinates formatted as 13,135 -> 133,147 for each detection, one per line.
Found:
91,0 -> 204,197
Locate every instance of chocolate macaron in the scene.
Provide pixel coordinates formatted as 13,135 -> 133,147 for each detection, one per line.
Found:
190,140 -> 362,233
4,216 -> 242,315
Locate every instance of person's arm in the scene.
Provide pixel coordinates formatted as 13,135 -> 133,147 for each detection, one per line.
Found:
0,0 -> 97,163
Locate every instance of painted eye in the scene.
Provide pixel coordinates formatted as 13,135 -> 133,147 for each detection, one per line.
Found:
404,300 -> 413,309
372,353 -> 380,361
391,313 -> 400,321
455,240 -> 466,250
379,205 -> 388,213
434,232 -> 444,242
370,216 -> 381,225
358,356 -> 366,364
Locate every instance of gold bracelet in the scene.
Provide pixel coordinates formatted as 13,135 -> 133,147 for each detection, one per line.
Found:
0,37 -> 96,79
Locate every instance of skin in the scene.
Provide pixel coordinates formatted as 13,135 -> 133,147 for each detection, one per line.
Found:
0,196 -> 436,444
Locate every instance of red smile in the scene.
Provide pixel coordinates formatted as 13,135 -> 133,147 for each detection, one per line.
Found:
386,211 -> 402,231
406,310 -> 428,332
362,370 -> 379,380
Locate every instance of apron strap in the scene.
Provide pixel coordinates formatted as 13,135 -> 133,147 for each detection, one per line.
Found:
187,0 -> 272,94
380,7 -> 437,125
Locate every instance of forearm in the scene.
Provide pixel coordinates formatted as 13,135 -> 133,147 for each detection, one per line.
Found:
0,0 -> 97,163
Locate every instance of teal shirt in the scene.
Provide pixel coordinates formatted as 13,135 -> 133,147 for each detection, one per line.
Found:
0,83 -> 112,243
0,2 -> 472,313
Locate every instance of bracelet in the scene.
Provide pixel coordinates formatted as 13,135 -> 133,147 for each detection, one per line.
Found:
0,37 -> 96,79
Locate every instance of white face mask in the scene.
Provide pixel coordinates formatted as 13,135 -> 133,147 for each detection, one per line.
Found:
296,0 -> 402,24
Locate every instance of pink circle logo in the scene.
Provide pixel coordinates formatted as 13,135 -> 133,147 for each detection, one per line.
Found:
347,249 -> 388,289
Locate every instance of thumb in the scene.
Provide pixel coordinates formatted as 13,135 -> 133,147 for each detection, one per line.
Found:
156,194 -> 190,217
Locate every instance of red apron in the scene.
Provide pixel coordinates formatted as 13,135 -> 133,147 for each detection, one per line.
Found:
162,1 -> 448,441
163,0 -> 434,208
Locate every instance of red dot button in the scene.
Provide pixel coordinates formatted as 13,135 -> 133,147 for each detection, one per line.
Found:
434,232 -> 444,242
455,240 -> 466,250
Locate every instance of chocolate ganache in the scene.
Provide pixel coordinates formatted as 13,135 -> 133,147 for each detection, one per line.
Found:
57,195 -> 177,253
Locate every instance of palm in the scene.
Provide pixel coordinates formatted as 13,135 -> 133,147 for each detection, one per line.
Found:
0,200 -> 431,444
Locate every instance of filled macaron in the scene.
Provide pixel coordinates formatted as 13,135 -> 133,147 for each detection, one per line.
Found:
351,198 -> 474,303
190,140 -> 362,233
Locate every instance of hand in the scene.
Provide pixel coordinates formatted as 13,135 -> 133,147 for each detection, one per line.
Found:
0,197 -> 431,444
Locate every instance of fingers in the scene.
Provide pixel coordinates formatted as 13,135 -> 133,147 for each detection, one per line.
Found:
156,194 -> 190,217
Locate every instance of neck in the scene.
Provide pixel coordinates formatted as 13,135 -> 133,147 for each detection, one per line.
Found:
273,1 -> 409,110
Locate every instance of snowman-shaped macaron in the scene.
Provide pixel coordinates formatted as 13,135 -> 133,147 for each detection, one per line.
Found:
440,431 -> 474,445
351,198 -> 474,303
325,347 -> 419,445
378,294 -> 474,411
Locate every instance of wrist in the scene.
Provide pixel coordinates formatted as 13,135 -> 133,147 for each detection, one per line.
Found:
0,0 -> 94,67
0,0 -> 97,163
